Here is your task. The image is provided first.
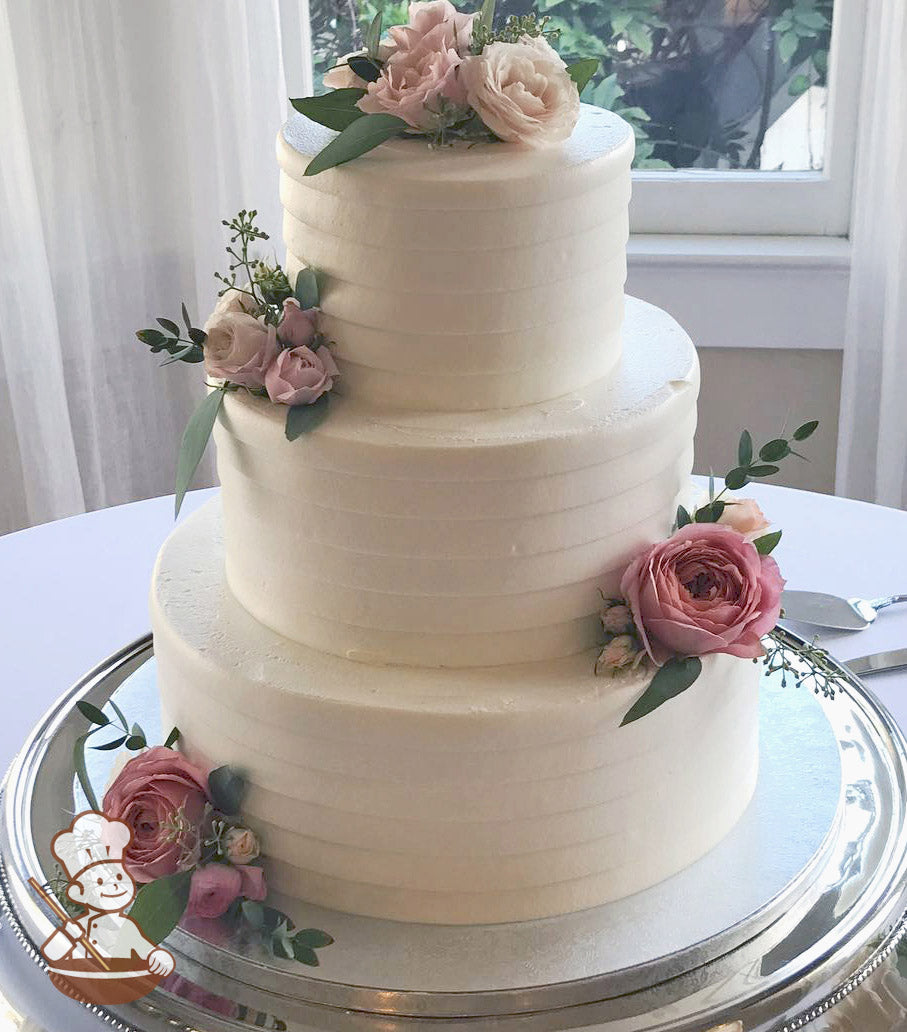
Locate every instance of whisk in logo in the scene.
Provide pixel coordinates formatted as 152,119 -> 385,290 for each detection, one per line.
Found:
33,811 -> 175,1005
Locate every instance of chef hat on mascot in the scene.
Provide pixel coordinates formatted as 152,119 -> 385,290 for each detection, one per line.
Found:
51,812 -> 132,883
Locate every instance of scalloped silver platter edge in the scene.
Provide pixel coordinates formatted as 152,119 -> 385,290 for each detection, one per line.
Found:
0,631 -> 904,1031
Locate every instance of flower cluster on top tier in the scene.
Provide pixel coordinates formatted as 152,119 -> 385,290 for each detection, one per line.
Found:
72,704 -> 333,967
135,210 -> 338,517
293,0 -> 599,175
597,422 -> 834,727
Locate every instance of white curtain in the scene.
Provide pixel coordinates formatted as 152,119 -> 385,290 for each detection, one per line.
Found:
835,0 -> 907,509
0,0 -> 311,535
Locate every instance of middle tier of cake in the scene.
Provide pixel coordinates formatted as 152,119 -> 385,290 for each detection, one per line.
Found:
213,296 -> 698,668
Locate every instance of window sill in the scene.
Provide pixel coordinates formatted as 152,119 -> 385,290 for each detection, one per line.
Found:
626,235 -> 851,351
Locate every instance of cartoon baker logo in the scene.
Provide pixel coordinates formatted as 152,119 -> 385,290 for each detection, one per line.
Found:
34,811 -> 175,1005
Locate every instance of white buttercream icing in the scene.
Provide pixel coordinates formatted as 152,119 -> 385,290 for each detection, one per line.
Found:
152,501 -> 761,924
277,104 -> 634,410
213,296 -> 698,668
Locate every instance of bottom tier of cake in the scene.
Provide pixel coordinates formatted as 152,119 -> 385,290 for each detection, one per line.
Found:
151,500 -> 761,925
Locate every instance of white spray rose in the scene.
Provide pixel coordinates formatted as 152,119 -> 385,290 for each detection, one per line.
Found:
460,35 -> 580,146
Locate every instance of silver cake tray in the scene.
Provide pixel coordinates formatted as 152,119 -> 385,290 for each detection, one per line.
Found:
1,630 -> 907,1032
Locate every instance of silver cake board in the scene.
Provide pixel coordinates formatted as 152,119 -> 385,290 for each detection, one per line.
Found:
1,631 -> 907,1032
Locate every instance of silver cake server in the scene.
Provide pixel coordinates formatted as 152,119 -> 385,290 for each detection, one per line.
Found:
845,647 -> 907,677
781,590 -> 907,631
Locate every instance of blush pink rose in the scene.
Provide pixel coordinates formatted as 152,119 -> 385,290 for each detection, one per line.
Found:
717,497 -> 771,541
265,344 -> 339,406
358,23 -> 468,130
187,864 -> 242,919
103,746 -> 209,883
203,312 -> 278,389
620,522 -> 785,666
389,0 -> 476,56
277,298 -> 318,350
238,865 -> 267,901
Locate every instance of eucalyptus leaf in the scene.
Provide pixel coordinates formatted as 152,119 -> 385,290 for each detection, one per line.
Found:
76,701 -> 109,727
294,267 -> 320,310
366,11 -> 383,59
620,657 -> 702,727
208,765 -> 248,815
675,505 -> 691,529
73,733 -> 99,812
748,464 -> 780,478
91,735 -> 129,752
566,58 -> 599,95
157,318 -> 181,336
793,419 -> 819,441
724,467 -> 749,491
164,727 -> 181,749
293,945 -> 320,966
758,438 -> 790,462
129,870 -> 192,944
694,499 -> 725,523
753,529 -> 782,555
160,344 -> 200,367
737,429 -> 753,467
305,114 -> 408,176
286,393 -> 330,441
291,89 -> 368,132
188,327 -> 207,346
181,302 -> 192,334
347,55 -> 381,83
241,900 -> 265,929
136,328 -> 167,347
293,928 -> 334,949
174,388 -> 225,518
125,735 -> 146,750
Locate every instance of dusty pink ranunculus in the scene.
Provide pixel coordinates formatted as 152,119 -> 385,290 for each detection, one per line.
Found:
620,522 -> 785,666
187,864 -> 242,919
389,0 -> 476,56
203,312 -> 278,389
265,344 -> 339,406
238,865 -> 267,901
103,746 -> 209,884
277,298 -> 318,351
460,36 -> 580,146
717,497 -> 771,542
358,23 -> 468,130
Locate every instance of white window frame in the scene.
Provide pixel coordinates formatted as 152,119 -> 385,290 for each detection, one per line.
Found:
629,0 -> 866,237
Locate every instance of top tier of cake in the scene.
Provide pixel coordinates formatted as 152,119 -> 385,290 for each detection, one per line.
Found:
277,105 -> 634,411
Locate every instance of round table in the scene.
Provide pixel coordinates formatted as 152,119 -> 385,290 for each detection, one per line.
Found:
1,483 -> 906,1032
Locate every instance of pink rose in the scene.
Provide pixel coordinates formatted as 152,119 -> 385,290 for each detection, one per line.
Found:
358,23 -> 468,130
265,344 -> 339,406
103,746 -> 209,883
596,634 -> 646,675
238,865 -> 268,901
277,298 -> 318,351
187,864 -> 242,919
717,497 -> 771,542
620,523 -> 785,666
389,0 -> 476,56
203,312 -> 278,389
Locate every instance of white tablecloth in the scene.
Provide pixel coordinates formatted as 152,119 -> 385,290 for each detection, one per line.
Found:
1,482 -> 906,1031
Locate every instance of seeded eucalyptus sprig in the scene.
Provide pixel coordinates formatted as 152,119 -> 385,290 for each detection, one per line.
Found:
73,698 -> 179,811
762,625 -> 844,701
674,419 -> 819,556
471,11 -> 560,52
136,302 -> 206,366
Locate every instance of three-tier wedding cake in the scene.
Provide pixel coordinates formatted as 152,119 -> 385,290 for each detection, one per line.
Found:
149,101 -> 761,925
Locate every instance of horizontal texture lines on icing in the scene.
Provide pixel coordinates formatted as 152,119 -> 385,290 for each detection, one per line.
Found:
152,514 -> 759,922
277,105 -> 633,410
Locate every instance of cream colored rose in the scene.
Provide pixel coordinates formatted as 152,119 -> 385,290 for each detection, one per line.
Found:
717,497 -> 771,541
601,601 -> 634,635
223,826 -> 261,865
596,634 -> 646,675
203,312 -> 278,389
460,36 -> 580,146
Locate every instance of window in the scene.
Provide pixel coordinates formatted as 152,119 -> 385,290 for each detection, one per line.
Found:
306,0 -> 864,236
